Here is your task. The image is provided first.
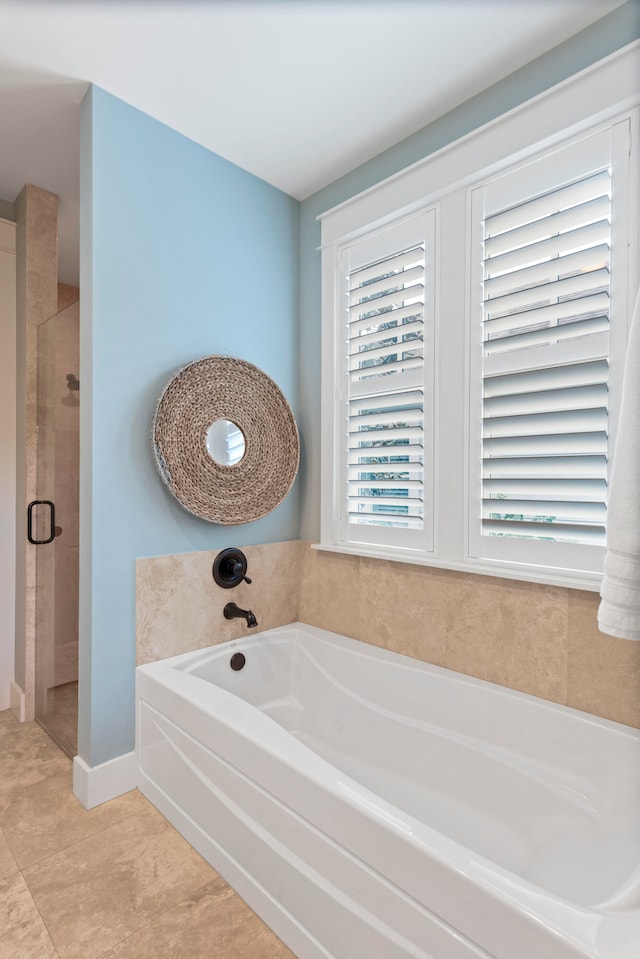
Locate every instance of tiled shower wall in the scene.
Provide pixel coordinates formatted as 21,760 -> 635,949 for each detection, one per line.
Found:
14,185 -> 59,720
136,541 -> 640,729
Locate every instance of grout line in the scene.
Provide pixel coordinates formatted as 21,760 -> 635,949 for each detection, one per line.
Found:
2,715 -> 284,958
17,866 -> 62,958
90,908 -> 162,959
17,800 -> 153,874
90,873 -> 232,959
0,824 -> 20,881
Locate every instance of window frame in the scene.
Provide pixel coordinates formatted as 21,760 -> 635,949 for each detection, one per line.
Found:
320,42 -> 640,591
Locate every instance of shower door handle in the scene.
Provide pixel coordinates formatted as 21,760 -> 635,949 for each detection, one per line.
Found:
27,500 -> 56,545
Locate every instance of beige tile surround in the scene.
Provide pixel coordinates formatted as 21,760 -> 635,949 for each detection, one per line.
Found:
136,541 -> 640,729
136,540 -> 303,665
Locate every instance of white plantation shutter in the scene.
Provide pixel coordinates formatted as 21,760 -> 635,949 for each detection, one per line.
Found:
322,63 -> 637,588
469,124 -> 631,569
339,212 -> 435,551
482,169 -> 611,546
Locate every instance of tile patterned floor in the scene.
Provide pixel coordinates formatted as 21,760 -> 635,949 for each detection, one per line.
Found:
0,709 -> 295,958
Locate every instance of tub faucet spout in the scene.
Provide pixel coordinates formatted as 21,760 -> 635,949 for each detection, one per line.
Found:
223,602 -> 258,628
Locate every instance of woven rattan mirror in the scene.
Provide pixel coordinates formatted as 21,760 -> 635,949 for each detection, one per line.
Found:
153,356 -> 299,524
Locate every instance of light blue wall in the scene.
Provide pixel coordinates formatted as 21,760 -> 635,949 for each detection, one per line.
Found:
298,0 -> 640,540
79,3 -> 638,769
79,86 -> 299,766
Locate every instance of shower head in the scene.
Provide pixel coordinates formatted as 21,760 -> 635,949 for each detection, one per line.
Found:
66,374 -> 80,391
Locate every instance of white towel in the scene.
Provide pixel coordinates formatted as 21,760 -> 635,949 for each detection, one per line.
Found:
598,289 -> 640,640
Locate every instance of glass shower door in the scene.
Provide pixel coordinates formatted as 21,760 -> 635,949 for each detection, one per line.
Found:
33,302 -> 80,756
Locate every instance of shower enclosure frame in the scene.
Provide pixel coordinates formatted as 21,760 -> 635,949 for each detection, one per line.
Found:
32,300 -> 80,756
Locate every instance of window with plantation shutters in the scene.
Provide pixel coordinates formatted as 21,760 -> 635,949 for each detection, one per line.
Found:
336,212 -> 435,552
321,54 -> 637,587
469,123 -> 631,572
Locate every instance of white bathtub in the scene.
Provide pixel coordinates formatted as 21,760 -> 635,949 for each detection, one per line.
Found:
136,623 -> 640,959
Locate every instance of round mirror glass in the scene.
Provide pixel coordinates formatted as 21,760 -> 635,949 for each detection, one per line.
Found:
205,419 -> 246,466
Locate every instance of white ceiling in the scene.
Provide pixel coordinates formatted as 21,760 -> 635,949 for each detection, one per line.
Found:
0,0 -> 627,285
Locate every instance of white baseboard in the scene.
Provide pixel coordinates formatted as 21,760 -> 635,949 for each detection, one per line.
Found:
73,751 -> 137,809
10,681 -> 26,722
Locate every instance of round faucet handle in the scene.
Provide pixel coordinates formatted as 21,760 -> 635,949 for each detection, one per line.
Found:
213,548 -> 251,588
232,560 -> 252,585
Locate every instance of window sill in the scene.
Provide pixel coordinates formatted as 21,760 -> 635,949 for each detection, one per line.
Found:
312,542 -> 602,593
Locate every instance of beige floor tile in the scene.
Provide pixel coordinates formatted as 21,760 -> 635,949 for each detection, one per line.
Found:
0,771 -> 150,869
0,872 -> 58,958
0,825 -> 19,879
0,708 -> 18,731
98,879 -> 296,958
23,804 -> 217,959
0,714 -> 71,799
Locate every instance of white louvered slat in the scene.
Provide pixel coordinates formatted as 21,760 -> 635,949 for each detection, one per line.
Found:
483,244 -> 610,300
347,512 -> 424,529
484,290 -> 609,339
482,499 -> 606,523
348,406 -> 423,429
348,264 -> 424,305
348,285 -> 424,319
348,340 -> 423,371
485,169 -> 611,237
348,426 -> 423,448
349,495 -> 423,508
348,301 -> 424,337
481,519 -> 605,544
483,406 -> 608,438
348,478 -> 423,492
348,446 -> 423,465
483,382 -> 608,417
484,315 -> 609,355
483,430 -> 607,458
349,353 -> 423,383
484,220 -> 610,279
483,477 -> 607,502
349,248 -> 423,286
484,195 -> 610,259
346,239 -> 427,532
483,454 -> 608,478
348,318 -> 423,353
484,358 -> 609,396
480,168 -> 611,546
484,266 -> 610,318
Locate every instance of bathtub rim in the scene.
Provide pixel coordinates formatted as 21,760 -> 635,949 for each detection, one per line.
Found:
138,620 -> 640,743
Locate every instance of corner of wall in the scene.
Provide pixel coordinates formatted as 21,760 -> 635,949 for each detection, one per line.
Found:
10,680 -> 26,723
